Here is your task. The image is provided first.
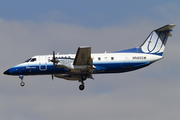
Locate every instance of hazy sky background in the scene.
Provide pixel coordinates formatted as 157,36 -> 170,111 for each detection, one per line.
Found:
0,0 -> 180,120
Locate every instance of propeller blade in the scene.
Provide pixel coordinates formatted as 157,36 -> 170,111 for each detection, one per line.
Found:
52,74 -> 54,80
51,51 -> 59,71
53,62 -> 56,71
53,51 -> 55,60
52,51 -> 56,71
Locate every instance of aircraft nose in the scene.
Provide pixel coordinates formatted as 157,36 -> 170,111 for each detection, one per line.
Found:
3,69 -> 10,75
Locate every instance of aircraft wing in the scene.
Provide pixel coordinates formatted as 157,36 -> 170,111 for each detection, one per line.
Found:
73,46 -> 92,65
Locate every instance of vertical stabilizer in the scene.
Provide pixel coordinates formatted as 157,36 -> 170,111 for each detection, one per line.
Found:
140,24 -> 176,56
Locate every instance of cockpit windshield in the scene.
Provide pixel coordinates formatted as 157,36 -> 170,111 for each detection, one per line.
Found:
24,58 -> 31,62
24,58 -> 37,62
30,58 -> 36,62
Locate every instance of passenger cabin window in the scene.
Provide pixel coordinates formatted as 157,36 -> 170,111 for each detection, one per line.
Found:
98,57 -> 101,61
111,57 -> 114,60
30,58 -> 36,62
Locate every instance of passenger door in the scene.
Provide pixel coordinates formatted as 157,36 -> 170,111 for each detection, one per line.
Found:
39,56 -> 47,71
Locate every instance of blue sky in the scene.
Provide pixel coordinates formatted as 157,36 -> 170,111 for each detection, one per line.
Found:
0,1 -> 180,120
0,0 -> 179,27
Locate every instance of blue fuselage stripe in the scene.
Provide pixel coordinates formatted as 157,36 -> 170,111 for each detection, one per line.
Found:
9,61 -> 151,75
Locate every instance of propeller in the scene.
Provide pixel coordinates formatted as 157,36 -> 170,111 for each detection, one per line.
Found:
50,51 -> 59,71
52,74 -> 54,80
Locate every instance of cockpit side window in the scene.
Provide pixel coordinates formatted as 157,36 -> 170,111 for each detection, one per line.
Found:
24,58 -> 31,62
30,58 -> 36,62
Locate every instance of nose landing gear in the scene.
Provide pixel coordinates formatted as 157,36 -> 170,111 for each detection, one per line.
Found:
19,75 -> 25,87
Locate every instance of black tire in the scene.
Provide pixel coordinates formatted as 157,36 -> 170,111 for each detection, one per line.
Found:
79,84 -> 85,91
20,82 -> 25,87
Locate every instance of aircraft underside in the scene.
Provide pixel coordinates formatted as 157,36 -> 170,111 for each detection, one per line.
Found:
4,61 -> 152,90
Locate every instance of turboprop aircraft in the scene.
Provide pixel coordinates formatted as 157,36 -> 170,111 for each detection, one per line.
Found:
4,24 -> 175,90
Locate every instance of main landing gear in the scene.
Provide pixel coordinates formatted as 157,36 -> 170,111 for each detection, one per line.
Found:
79,81 -> 85,91
19,75 -> 25,87
79,75 -> 87,91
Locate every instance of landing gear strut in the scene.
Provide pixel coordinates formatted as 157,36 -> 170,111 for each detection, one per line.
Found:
81,75 -> 87,80
79,75 -> 87,91
19,75 -> 25,87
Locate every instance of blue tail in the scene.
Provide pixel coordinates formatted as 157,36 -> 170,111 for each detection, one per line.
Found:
140,24 -> 176,56
114,24 -> 176,55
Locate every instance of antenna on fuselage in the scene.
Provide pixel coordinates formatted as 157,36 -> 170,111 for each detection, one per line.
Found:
105,51 -> 109,54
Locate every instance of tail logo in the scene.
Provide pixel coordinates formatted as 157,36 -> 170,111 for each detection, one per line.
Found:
141,31 -> 169,55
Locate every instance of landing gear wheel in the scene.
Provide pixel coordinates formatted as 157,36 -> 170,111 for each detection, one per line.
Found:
20,82 -> 25,87
79,84 -> 85,91
81,75 -> 87,80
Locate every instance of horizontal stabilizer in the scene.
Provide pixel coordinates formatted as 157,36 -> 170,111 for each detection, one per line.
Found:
156,24 -> 176,31
169,32 -> 172,37
155,24 -> 176,36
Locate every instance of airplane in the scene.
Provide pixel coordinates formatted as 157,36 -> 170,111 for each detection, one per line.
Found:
3,24 -> 175,90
